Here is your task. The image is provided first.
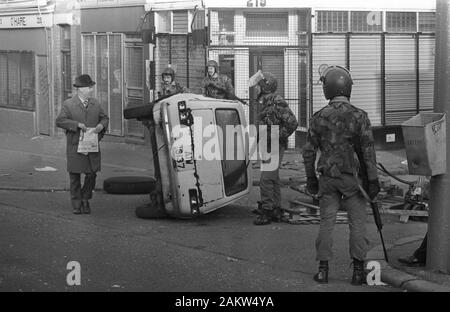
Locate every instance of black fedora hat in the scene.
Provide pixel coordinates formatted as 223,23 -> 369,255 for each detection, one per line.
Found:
73,74 -> 96,88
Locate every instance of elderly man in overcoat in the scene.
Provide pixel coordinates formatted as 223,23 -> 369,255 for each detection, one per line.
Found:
56,74 -> 109,214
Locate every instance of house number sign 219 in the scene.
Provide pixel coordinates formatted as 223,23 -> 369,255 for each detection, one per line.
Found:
247,0 -> 267,7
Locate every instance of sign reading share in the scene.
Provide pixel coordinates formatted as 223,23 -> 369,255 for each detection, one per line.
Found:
0,14 -> 52,29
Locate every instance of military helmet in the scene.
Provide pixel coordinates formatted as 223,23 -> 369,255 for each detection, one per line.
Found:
258,72 -> 277,94
207,60 -> 219,73
162,67 -> 175,79
319,65 -> 353,100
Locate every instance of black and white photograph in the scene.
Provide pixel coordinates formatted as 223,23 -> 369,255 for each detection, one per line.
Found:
1,0 -> 450,301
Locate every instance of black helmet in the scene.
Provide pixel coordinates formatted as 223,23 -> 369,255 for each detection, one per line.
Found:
207,60 -> 219,74
162,67 -> 175,79
319,65 -> 353,100
258,72 -> 277,94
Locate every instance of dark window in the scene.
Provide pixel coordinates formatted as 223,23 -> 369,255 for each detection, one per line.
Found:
192,9 -> 205,30
298,9 -> 310,33
387,12 -> 417,33
219,55 -> 234,87
0,51 -> 35,111
351,11 -> 383,32
215,109 -> 247,196
218,10 -> 234,32
419,12 -> 436,32
246,13 -> 288,37
316,11 -> 349,33
61,25 -> 71,100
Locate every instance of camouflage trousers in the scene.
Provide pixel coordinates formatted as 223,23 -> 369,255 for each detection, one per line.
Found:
259,145 -> 285,213
315,174 -> 370,261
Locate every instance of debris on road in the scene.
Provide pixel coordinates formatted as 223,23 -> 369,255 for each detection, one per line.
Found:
34,166 -> 58,172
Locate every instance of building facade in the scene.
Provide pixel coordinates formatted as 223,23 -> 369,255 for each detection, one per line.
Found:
148,0 -> 436,148
0,0 -> 81,137
0,0 -> 437,150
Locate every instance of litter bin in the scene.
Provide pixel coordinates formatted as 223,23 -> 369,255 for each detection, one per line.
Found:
401,112 -> 446,176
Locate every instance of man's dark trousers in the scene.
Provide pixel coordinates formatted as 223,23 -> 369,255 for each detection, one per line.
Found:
70,172 -> 97,207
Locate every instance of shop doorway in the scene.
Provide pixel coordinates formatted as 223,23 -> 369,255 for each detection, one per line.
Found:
249,50 -> 284,125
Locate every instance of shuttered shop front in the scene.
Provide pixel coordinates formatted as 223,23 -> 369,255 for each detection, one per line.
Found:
349,35 -> 382,126
385,36 -> 417,125
419,35 -> 435,112
312,35 -> 346,114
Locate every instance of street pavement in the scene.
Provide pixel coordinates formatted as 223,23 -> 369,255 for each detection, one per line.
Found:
0,132 -> 448,292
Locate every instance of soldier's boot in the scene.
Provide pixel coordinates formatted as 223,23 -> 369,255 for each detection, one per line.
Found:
253,210 -> 272,226
351,258 -> 367,286
271,206 -> 283,222
252,201 -> 265,215
313,261 -> 329,284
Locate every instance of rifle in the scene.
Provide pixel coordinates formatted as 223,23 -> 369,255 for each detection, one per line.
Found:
352,136 -> 389,263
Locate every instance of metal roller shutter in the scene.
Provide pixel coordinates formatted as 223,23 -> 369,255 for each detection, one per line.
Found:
349,35 -> 382,126
312,35 -> 346,114
385,36 -> 417,125
170,35 -> 188,87
188,35 -> 205,94
261,53 -> 284,98
419,36 -> 435,112
173,10 -> 188,34
156,35 -> 170,89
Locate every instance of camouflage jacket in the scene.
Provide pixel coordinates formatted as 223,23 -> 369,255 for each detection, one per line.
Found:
159,80 -> 187,97
202,74 -> 235,100
302,96 -> 378,180
257,93 -> 298,147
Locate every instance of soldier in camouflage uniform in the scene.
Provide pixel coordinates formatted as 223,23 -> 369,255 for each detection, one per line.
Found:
302,65 -> 380,285
158,67 -> 187,98
202,60 -> 235,100
253,72 -> 298,226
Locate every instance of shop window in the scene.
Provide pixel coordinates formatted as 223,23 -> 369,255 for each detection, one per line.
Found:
316,11 -> 349,33
218,11 -> 235,45
246,13 -> 288,37
419,12 -> 436,33
0,51 -> 35,111
219,11 -> 234,32
173,10 -> 188,33
298,9 -> 310,33
82,33 -> 124,136
386,12 -> 417,33
351,11 -> 383,32
192,9 -> 206,45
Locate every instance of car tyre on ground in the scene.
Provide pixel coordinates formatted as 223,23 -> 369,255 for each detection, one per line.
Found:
103,176 -> 156,194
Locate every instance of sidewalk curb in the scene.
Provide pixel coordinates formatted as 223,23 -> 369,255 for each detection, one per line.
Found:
368,237 -> 450,292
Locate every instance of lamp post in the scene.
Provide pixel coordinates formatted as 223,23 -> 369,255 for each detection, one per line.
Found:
428,0 -> 450,273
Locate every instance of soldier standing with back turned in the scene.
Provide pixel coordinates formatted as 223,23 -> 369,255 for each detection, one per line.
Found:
302,65 -> 380,285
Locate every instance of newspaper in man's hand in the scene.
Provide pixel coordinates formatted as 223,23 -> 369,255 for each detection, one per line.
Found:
77,128 -> 99,155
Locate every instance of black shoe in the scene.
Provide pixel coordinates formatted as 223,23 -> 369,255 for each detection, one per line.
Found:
253,214 -> 271,225
314,262 -> 329,284
398,255 -> 425,267
82,200 -> 91,214
271,207 -> 283,222
72,200 -> 82,214
351,259 -> 367,286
